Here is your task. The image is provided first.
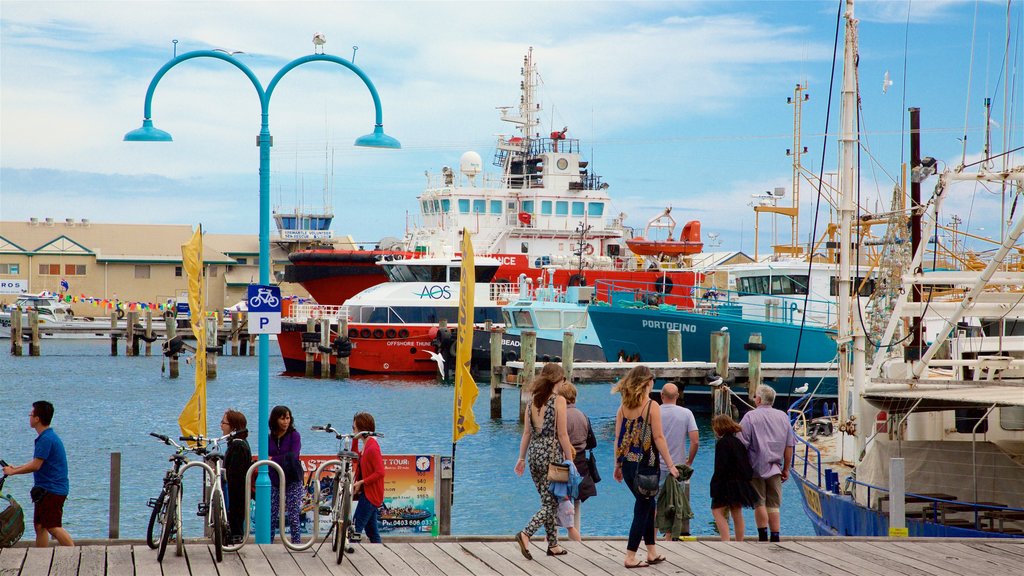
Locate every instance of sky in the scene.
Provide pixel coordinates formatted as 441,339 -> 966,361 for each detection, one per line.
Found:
1,0 -> 1021,255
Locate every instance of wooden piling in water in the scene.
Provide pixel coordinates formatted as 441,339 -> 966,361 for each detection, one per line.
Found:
561,330 -> 575,381
10,309 -> 22,356
319,318 -> 331,379
28,310 -> 40,356
305,318 -> 316,378
126,311 -> 138,356
520,330 -> 537,423
711,330 -> 730,378
336,317 -> 350,379
667,329 -> 682,362
109,452 -> 121,539
164,314 -> 178,379
109,312 -> 118,356
144,311 -> 153,356
490,327 -> 503,419
230,312 -> 241,356
747,333 -> 763,402
206,315 -> 218,379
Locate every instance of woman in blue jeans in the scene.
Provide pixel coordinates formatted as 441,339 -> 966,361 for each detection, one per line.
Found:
612,366 -> 679,569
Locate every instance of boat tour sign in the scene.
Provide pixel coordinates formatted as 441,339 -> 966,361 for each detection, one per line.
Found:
0,280 -> 27,294
247,284 -> 281,334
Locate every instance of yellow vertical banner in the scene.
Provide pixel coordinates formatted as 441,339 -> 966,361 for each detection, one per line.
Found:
453,228 -> 480,443
178,225 -> 207,440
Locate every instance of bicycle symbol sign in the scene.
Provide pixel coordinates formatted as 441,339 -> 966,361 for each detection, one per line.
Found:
247,284 -> 281,334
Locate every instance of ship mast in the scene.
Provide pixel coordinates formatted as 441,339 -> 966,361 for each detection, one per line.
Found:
837,0 -> 865,461
496,47 -> 542,188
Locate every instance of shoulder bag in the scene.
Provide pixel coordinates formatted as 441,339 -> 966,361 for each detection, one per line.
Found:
585,418 -> 601,484
633,401 -> 660,497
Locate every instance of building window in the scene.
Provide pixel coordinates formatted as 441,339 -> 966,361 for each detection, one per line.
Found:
541,201 -> 552,215
64,264 -> 86,276
134,265 -> 151,279
175,266 -> 183,277
0,263 -> 19,275
38,264 -> 60,275
235,258 -> 247,265
209,266 -> 218,277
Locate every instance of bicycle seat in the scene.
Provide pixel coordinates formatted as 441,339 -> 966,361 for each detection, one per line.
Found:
340,450 -> 359,459
205,453 -> 224,463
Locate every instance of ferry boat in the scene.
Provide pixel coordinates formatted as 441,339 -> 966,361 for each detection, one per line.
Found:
283,48 -> 704,307
278,255 -> 511,374
790,0 -> 1024,539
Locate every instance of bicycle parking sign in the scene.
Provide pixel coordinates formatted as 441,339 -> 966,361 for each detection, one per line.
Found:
247,284 -> 281,334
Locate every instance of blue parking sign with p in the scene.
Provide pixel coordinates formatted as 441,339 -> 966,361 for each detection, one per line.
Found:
248,284 -> 282,334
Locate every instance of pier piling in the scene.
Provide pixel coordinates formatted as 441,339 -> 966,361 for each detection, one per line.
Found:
29,310 -> 40,356
746,333 -> 763,402
230,312 -> 240,356
319,318 -> 331,379
561,330 -> 575,381
10,309 -> 22,356
336,317 -> 350,379
144,311 -> 153,356
164,314 -> 179,379
490,327 -> 503,419
520,330 -> 537,423
126,311 -> 138,356
305,318 -> 316,378
109,452 -> 121,539
667,329 -> 681,362
109,312 -> 118,356
206,315 -> 218,379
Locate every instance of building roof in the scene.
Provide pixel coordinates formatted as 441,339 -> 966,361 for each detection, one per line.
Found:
689,251 -> 753,268
0,220 -> 235,264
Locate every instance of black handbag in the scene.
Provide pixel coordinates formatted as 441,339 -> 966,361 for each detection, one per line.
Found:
585,418 -> 601,483
29,487 -> 46,504
633,402 -> 660,497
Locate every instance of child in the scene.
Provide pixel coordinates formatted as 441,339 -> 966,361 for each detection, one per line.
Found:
709,414 -> 759,541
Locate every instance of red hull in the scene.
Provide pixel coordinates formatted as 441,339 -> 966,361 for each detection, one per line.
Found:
278,323 -> 441,375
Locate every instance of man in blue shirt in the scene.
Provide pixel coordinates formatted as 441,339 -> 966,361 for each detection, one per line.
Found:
2,401 -> 74,547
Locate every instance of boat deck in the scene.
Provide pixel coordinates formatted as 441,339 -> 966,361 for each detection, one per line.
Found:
1,538 -> 1021,575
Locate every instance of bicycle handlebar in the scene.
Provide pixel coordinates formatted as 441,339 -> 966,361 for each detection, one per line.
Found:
150,430 -> 242,455
310,424 -> 382,440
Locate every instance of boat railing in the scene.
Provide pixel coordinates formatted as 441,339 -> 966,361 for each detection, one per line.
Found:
843,476 -> 1024,528
490,283 -> 521,303
791,422 -> 823,488
288,304 -> 348,322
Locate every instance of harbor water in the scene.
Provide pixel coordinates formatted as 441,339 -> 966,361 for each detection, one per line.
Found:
0,340 -> 813,539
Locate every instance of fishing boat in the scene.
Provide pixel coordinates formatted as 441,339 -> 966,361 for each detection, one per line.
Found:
789,0 -> 1024,538
474,269 -> 605,365
277,255 -> 510,374
283,48 -> 704,307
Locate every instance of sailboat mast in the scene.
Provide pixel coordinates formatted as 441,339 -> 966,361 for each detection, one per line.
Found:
837,0 -> 861,438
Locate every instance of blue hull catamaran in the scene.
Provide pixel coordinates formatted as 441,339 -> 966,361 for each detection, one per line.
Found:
790,0 -> 1024,538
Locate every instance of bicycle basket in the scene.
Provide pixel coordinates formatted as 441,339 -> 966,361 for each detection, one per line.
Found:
0,494 -> 25,548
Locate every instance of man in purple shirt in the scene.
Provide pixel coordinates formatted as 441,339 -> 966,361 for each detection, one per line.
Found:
739,385 -> 796,542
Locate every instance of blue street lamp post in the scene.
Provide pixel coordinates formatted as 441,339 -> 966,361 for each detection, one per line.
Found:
125,50 -> 399,544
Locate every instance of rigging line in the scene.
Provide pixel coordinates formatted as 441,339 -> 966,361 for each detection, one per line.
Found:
787,0 -> 843,401
900,0 -> 912,167
960,144 -> 1024,168
961,0 -> 982,166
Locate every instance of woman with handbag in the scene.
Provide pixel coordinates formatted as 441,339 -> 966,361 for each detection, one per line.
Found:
268,405 -> 304,544
513,363 -> 575,560
613,365 -> 679,569
560,381 -> 597,542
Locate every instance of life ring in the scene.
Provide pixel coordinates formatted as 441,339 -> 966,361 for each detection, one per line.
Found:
654,276 -> 674,295
568,274 -> 586,287
583,244 -> 594,256
348,328 -> 359,338
116,308 -> 125,320
372,328 -> 385,339
398,328 -> 410,338
385,328 -> 397,339
359,328 -> 371,339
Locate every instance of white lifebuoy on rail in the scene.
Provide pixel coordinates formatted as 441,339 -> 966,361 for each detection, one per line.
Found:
583,244 -> 594,256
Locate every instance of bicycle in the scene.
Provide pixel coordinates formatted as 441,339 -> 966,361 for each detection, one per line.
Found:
146,433 -> 189,561
148,431 -> 241,562
309,424 -> 382,565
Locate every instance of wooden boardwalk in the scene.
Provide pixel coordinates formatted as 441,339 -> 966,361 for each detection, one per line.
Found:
0,538 -> 1021,575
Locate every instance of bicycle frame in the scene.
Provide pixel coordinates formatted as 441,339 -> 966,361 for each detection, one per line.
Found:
180,459 -> 243,553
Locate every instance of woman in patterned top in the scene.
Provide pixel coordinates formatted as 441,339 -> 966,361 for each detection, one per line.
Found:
613,365 -> 679,569
513,363 -> 575,560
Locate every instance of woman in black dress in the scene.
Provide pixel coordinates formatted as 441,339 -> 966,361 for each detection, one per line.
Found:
709,414 -> 759,541
221,409 -> 251,544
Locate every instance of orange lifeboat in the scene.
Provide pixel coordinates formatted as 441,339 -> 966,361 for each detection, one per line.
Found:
626,212 -> 703,255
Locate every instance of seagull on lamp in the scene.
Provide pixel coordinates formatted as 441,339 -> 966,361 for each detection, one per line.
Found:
424,350 -> 445,376
313,32 -> 327,54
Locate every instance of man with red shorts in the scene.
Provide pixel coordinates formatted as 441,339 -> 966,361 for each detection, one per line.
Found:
3,401 -> 74,547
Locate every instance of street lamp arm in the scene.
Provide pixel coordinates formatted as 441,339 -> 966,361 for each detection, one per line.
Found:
266,54 -> 386,128
138,50 -> 268,122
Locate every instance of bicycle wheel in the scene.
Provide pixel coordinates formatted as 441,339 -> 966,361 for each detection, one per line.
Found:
212,493 -> 224,562
330,476 -> 342,552
336,482 -> 352,565
157,483 -> 179,562
146,489 -> 167,549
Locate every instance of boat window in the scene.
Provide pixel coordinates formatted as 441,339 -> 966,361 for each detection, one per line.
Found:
541,201 -> 552,215
563,310 -> 587,328
1000,407 -> 1024,431
383,264 -> 449,283
572,202 -> 585,216
521,242 -> 529,253
490,200 -> 502,214
473,199 -> 486,214
422,200 -> 431,213
536,310 -> 561,330
514,310 -> 534,328
441,199 -> 451,212
458,199 -> 470,214
281,217 -> 296,229
449,267 -> 460,282
556,201 -> 568,216
474,265 -> 498,283
588,202 -> 604,217
433,200 -> 441,213
829,276 -> 876,297
502,310 -> 514,326
954,408 -> 988,434
523,200 -> 535,214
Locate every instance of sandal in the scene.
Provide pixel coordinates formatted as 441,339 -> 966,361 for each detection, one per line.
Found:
514,532 -> 533,560
624,559 -> 649,569
647,555 -> 667,565
546,546 -> 568,556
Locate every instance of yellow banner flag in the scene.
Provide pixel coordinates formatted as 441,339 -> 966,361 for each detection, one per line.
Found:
453,228 -> 480,443
178,226 -> 207,440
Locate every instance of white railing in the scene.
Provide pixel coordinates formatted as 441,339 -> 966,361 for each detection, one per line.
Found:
490,283 -> 520,303
287,304 -> 348,322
